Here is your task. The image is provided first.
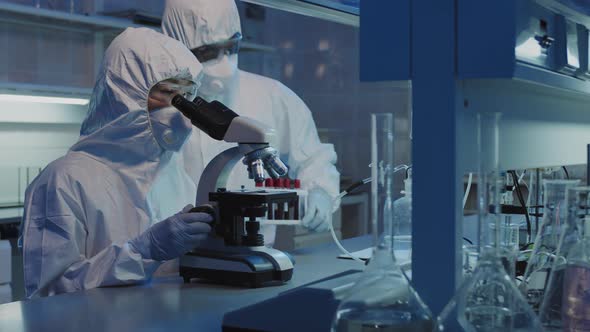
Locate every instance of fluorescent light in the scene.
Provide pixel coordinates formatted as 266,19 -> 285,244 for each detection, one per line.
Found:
0,94 -> 89,105
515,37 -> 543,59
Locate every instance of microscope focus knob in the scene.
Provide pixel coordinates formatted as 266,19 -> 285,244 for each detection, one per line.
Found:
189,204 -> 216,218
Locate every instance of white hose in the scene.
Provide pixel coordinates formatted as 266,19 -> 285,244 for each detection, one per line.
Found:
327,165 -> 411,264
328,191 -> 365,263
463,173 -> 473,210
510,170 -> 527,192
329,214 -> 365,264
518,170 -> 526,185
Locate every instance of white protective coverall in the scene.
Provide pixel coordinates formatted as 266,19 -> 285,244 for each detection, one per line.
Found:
20,28 -> 204,298
162,0 -> 341,238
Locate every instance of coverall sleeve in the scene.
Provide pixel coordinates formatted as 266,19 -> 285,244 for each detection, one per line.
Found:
274,82 -> 341,210
22,171 -> 161,298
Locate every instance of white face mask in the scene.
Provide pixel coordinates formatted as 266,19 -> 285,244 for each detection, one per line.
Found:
199,54 -> 238,98
150,106 -> 193,151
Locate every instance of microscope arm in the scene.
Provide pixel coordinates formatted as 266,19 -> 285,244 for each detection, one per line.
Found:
195,146 -> 242,205
171,95 -> 289,203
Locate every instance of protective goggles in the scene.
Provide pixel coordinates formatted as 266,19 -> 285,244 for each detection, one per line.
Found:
154,80 -> 199,100
191,32 -> 242,63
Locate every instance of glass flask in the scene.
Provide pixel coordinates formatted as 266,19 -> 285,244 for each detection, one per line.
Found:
331,113 -> 433,332
562,216 -> 590,331
539,187 -> 590,331
436,113 -> 541,332
520,179 -> 580,311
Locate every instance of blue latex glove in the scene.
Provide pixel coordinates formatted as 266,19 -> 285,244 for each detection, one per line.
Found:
130,204 -> 213,261
301,188 -> 334,232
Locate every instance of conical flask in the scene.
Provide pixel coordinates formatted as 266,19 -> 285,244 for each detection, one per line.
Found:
435,113 -> 541,332
331,113 -> 433,332
562,210 -> 590,331
520,179 -> 580,311
539,187 -> 590,331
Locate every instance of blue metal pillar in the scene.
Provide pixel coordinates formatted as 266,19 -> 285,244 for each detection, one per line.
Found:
360,0 -> 460,315
411,0 -> 460,315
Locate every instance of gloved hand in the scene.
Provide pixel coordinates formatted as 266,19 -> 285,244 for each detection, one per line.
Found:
301,188 -> 334,232
130,204 -> 213,261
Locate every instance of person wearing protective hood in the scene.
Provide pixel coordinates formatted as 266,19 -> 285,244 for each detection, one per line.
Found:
162,0 -> 340,240
20,28 -> 211,298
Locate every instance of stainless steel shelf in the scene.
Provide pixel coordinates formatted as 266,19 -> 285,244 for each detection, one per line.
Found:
0,2 -> 143,32
0,3 -> 277,53
0,82 -> 91,124
0,82 -> 92,99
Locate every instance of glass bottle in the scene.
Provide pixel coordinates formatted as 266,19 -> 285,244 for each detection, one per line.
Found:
539,187 -> 590,331
393,169 -> 412,261
331,113 -> 433,332
520,179 -> 580,311
435,113 -> 541,331
393,171 -> 412,238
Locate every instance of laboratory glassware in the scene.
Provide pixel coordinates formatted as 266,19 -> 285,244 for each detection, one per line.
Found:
493,214 -> 520,278
520,179 -> 580,311
332,113 -> 433,332
436,112 -> 541,331
393,170 -> 412,238
562,212 -> 590,331
539,186 -> 590,331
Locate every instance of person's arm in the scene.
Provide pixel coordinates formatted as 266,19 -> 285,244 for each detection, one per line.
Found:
22,175 -> 162,298
273,83 -> 341,231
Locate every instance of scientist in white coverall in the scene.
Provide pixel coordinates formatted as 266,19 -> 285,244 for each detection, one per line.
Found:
162,0 -> 341,242
21,28 -> 212,298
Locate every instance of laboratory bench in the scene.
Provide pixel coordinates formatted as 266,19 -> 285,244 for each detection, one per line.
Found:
0,236 -> 374,332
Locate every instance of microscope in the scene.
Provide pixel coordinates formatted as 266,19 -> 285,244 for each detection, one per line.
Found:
171,95 -> 298,287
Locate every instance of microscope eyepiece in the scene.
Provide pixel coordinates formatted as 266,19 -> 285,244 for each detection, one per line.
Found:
171,94 -> 238,141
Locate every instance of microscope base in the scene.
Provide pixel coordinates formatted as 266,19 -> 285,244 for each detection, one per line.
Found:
179,248 -> 294,288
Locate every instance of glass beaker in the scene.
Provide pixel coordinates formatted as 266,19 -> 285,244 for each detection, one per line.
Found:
539,187 -> 590,331
331,113 -> 433,332
492,216 -> 520,278
520,179 -> 580,311
462,244 -> 479,277
436,113 -> 541,331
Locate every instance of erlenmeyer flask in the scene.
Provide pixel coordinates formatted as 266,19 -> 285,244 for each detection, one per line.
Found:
539,187 -> 590,331
520,179 -> 580,311
331,113 -> 433,332
436,113 -> 541,331
562,214 -> 590,331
